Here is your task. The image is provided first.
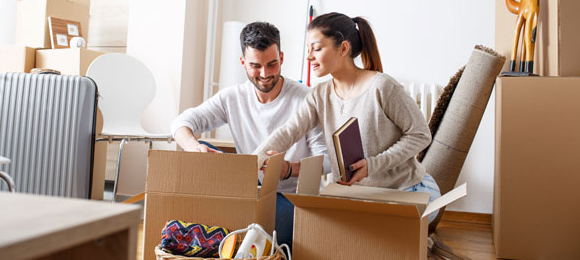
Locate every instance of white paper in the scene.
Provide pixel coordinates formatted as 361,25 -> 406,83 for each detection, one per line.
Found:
296,155 -> 323,195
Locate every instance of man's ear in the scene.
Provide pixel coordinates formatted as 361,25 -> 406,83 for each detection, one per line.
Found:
240,56 -> 245,65
279,51 -> 284,65
340,41 -> 350,57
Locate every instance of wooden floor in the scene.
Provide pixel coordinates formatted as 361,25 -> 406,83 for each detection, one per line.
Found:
136,211 -> 496,260
435,211 -> 496,259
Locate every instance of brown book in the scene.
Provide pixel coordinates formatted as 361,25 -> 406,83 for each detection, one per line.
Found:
333,117 -> 364,182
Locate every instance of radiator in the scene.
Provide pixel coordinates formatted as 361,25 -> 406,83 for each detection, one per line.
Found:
401,82 -> 442,122
0,72 -> 97,198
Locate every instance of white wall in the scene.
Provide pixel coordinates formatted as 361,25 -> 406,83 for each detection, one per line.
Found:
219,0 -> 496,213
87,0 -> 129,53
221,0 -> 494,87
126,0 -> 208,134
113,0 -> 207,196
126,0 -> 184,134
95,0 -> 497,211
0,0 -> 16,44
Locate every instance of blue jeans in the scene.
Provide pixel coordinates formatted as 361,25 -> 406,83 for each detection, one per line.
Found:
275,193 -> 294,250
404,173 -> 441,223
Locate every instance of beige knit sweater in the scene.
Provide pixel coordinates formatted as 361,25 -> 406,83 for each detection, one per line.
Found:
254,72 -> 431,190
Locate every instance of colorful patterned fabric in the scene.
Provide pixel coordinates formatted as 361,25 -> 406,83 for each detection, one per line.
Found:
160,220 -> 230,257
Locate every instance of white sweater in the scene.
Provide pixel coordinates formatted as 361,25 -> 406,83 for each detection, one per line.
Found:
254,73 -> 431,190
170,77 -> 330,193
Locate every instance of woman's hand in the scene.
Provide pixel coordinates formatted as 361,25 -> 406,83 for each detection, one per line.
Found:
337,158 -> 368,186
260,150 -> 291,180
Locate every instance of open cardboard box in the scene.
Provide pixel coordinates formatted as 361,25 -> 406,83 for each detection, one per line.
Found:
142,150 -> 284,260
286,156 -> 467,259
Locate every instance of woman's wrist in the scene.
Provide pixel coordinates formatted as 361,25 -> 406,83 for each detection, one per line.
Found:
283,161 -> 292,180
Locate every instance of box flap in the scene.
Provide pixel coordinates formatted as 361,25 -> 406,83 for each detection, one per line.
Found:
256,190 -> 277,234
422,183 -> 467,218
146,150 -> 258,198
285,193 -> 420,218
321,183 -> 430,210
259,152 -> 284,198
296,155 -> 324,195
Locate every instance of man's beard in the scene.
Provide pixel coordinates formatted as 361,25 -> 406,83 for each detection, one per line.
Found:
248,73 -> 281,94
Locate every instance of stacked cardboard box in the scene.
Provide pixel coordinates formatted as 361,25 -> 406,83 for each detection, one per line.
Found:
494,0 -> 580,258
16,0 -> 90,49
36,48 -> 102,76
4,0 -> 99,76
494,77 -> 580,259
0,46 -> 35,73
2,0 -> 97,75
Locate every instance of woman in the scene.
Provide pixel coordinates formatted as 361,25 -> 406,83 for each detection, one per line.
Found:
254,12 -> 441,222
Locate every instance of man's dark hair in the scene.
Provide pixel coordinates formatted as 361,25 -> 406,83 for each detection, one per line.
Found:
240,22 -> 280,55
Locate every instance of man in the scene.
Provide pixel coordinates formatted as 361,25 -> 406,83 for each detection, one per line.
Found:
170,21 -> 329,249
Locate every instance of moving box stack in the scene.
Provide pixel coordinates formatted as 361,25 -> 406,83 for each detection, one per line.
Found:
1,0 -> 101,77
494,0 -> 580,258
1,0 -> 105,199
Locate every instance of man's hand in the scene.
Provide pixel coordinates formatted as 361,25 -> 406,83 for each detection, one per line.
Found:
337,158 -> 368,186
189,143 -> 222,153
174,127 -> 222,153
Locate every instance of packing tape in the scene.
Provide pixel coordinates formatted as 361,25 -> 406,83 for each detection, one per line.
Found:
70,37 -> 86,49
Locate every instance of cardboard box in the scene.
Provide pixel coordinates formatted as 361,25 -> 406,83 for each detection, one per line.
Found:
285,156 -> 467,259
0,45 -> 36,73
16,0 -> 90,49
35,48 -> 103,76
142,150 -> 283,260
495,0 -> 580,76
557,1 -> 580,76
494,77 -> 580,259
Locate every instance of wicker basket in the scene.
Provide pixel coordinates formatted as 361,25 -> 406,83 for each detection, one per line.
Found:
154,245 -> 285,260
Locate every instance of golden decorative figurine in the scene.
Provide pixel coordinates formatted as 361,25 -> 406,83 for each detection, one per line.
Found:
506,0 -> 539,75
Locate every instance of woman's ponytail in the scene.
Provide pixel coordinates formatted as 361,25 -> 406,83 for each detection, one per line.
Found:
309,12 -> 383,72
352,17 -> 383,72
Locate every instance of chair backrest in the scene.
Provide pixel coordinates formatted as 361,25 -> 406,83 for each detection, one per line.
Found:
86,53 -> 156,136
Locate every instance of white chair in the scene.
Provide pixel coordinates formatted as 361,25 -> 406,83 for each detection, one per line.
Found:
87,53 -> 172,202
0,156 -> 15,193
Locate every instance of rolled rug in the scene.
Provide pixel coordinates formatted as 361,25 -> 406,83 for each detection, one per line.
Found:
421,45 -> 505,231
